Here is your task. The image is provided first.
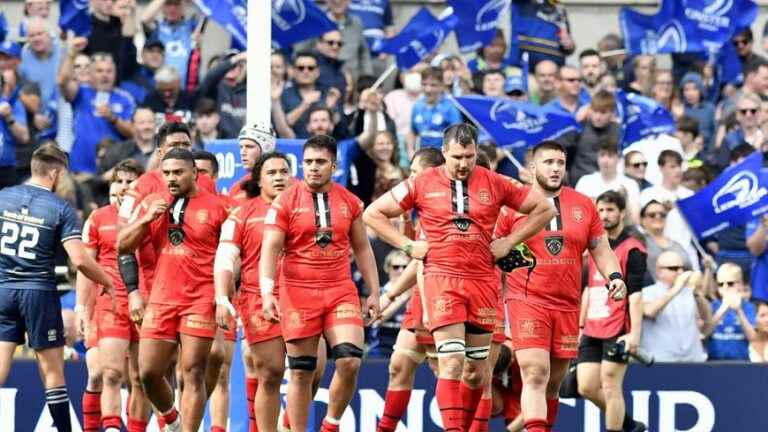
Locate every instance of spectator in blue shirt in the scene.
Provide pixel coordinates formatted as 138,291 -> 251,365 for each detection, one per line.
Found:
119,37 -> 166,105
281,52 -> 341,139
0,40 -> 31,189
747,214 -> 768,303
680,72 -> 716,152
546,65 -> 590,116
704,263 -> 757,360
349,0 -> 394,55
19,17 -> 62,107
314,30 -> 348,100
59,39 -> 135,174
141,0 -> 199,87
408,67 -> 462,153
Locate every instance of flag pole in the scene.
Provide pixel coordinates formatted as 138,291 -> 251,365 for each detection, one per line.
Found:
247,0 -> 270,125
371,63 -> 397,91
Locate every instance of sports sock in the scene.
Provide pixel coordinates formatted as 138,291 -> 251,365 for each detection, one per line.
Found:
211,426 -> 226,432
246,378 -> 258,432
127,417 -> 149,432
524,418 -> 548,432
459,382 -> 484,430
546,398 -> 560,430
468,397 -> 491,432
436,378 -> 463,432
81,390 -> 101,432
320,416 -> 340,432
377,389 -> 411,432
46,386 -> 72,432
102,415 -> 122,431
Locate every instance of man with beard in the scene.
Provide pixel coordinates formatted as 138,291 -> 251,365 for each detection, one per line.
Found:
579,49 -> 604,96
577,191 -> 647,432
494,141 -> 627,432
117,148 -> 229,431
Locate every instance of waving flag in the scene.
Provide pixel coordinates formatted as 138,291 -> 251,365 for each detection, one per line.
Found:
615,90 -> 676,149
59,0 -> 91,37
0,13 -> 7,42
678,151 -> 768,239
453,95 -> 581,152
195,0 -> 247,49
620,0 -> 758,55
377,8 -> 458,69
448,0 -> 510,53
271,0 -> 338,48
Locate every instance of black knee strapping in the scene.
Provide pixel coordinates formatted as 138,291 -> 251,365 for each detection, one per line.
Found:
330,342 -> 363,359
118,254 -> 140,293
287,355 -> 317,371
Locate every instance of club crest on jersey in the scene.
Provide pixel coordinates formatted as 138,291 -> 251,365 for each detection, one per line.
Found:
168,227 -> 185,246
478,190 -> 491,204
340,203 -> 350,218
315,229 -> 333,248
432,296 -> 451,317
571,207 -> 584,223
453,217 -> 471,232
288,310 -> 304,329
196,209 -> 208,224
545,235 -> 564,256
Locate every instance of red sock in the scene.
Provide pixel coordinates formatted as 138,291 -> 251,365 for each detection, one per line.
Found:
127,417 -> 149,432
81,390 -> 101,432
377,389 -> 411,432
436,378 -> 463,432
102,415 -> 122,430
469,397 -> 491,432
246,378 -> 258,432
211,426 -> 226,432
546,398 -> 560,429
524,418 -> 548,432
282,409 -> 291,429
161,408 -> 179,425
156,415 -> 166,430
459,382 -> 485,430
320,417 -> 340,432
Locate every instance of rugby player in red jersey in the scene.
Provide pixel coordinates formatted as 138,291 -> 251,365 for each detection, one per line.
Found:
260,135 -> 381,432
77,160 -> 151,432
364,124 -> 555,432
117,148 -> 229,431
494,141 -> 627,432
227,122 -> 277,203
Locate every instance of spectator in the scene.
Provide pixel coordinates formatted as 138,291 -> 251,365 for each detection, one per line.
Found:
640,251 -> 710,362
98,107 -> 156,176
438,54 -> 474,97
740,62 -> 768,102
680,72 -> 716,151
598,33 -> 626,83
384,70 -> 421,165
623,150 -> 652,191
198,50 -> 247,138
348,0 -> 395,87
0,40 -> 31,189
55,53 -> 91,154
367,250 -> 411,358
17,0 -> 53,39
746,214 -> 768,303
681,166 -> 711,193
597,72 -> 618,93
468,30 -> 514,75
575,140 -> 641,224
675,115 -> 705,167
704,263 -> 757,361
314,30 -> 348,99
513,0 -> 575,67
19,17 -> 62,106
408,66 -> 462,153
193,150 -> 218,179
141,0 -> 200,87
16,83 -> 56,182
369,131 -> 406,201
640,200 -> 694,277
59,42 -> 136,174
716,93 -> 763,172
193,98 -> 224,146
280,51 -> 339,139
546,65 -> 589,115
651,69 -> 683,117
579,49 -> 603,96
749,302 -> 768,361
141,65 -> 195,123
732,28 -> 768,75
119,37 -> 165,105
87,0 -> 137,78
480,69 -> 506,98
325,0 -> 373,80
560,89 -> 620,184
625,55 -> 655,95
640,150 -> 698,271
531,59 -> 558,105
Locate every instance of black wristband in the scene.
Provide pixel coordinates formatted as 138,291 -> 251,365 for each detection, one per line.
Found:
609,272 -> 623,281
118,254 -> 140,294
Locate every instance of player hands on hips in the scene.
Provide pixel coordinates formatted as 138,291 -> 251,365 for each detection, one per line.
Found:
117,148 -> 230,432
364,124 -> 555,432
259,135 -> 381,432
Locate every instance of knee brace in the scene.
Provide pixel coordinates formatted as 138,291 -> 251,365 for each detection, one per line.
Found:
287,356 -> 317,371
436,338 -> 465,359
465,345 -> 491,361
118,254 -> 140,293
394,345 -> 426,364
330,342 -> 364,359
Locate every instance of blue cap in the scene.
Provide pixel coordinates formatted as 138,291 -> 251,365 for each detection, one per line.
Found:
143,36 -> 165,51
504,75 -> 526,94
0,40 -> 21,59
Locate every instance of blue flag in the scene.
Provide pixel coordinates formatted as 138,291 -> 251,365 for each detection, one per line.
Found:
271,0 -> 338,49
620,0 -> 758,55
453,95 -> 581,152
377,8 -> 458,69
0,13 -> 7,42
195,0 -> 247,49
678,151 -> 768,239
615,90 -> 676,149
448,0 -> 510,53
59,0 -> 91,37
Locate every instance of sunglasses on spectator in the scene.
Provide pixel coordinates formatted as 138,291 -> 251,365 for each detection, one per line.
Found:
629,161 -> 648,168
661,265 -> 684,272
718,280 -> 739,287
323,40 -> 344,47
733,38 -> 750,46
562,77 -> 581,82
295,65 -> 317,72
645,211 -> 667,219
739,108 -> 758,115
391,264 -> 408,270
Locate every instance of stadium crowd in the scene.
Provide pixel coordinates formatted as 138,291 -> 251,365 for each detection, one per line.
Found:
2,0 -> 768,432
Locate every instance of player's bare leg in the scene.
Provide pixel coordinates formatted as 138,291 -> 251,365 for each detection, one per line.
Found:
210,338 -> 235,432
251,337 -> 286,431
377,329 -> 426,432
100,337 -> 130,430
282,338 -> 327,432
323,324 -> 364,431
205,331 -> 226,399
467,340 -> 501,432
516,348 -> 550,427
242,342 -> 260,432
285,335 -> 321,432
139,339 -> 180,427
177,334 -> 214,431
37,345 -> 72,432
127,342 -> 152,431
83,346 -> 103,432
0,341 -> 16,385
460,331 -> 493,430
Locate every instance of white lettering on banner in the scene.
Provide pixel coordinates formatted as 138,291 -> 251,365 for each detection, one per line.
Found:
712,171 -> 768,214
0,388 -> 18,431
285,153 -> 299,177
632,390 -> 652,426
429,395 -> 443,429
215,152 -> 237,180
658,391 -> 715,432
584,400 -> 602,431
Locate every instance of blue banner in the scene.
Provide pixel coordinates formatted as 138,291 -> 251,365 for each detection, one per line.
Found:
194,0 -> 247,50
448,0 -> 510,53
271,0 -> 338,49
5,359 -> 768,431
59,0 -> 91,37
678,151 -> 768,238
0,12 -> 8,42
620,0 -> 758,55
615,90 -> 676,149
453,95 -> 581,152
377,8 -> 458,69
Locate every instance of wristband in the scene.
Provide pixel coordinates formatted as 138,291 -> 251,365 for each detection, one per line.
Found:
609,272 -> 623,282
401,242 -> 413,257
214,295 -> 230,306
74,304 -> 86,314
260,277 -> 275,296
